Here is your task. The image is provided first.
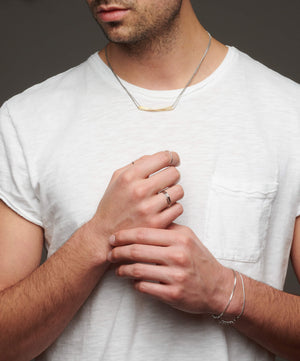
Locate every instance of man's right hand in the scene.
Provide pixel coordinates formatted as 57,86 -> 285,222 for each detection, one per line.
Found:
0,152 -> 184,359
0,150 -> 183,360
87,151 -> 183,251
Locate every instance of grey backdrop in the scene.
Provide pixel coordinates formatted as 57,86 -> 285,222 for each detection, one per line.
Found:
0,1 -> 299,360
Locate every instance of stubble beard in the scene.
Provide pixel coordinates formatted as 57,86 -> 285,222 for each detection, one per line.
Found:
94,0 -> 183,56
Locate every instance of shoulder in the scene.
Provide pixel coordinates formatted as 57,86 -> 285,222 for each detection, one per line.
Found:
232,47 -> 300,111
3,53 -> 101,123
0,53 -> 104,157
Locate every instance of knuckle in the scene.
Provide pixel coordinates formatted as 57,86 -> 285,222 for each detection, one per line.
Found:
176,226 -> 193,240
148,217 -> 159,229
174,270 -> 187,284
136,229 -> 147,242
181,236 -> 191,247
119,171 -> 133,185
130,245 -> 141,259
112,169 -> 121,179
172,250 -> 189,266
182,235 -> 195,249
134,281 -> 145,292
114,230 -> 123,242
131,264 -> 143,278
185,226 -> 194,235
132,185 -> 147,200
169,287 -> 183,302
137,203 -> 150,218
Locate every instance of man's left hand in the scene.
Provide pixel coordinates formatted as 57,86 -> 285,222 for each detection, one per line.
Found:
108,224 -> 233,315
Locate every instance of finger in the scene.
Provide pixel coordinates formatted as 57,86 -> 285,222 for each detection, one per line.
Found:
140,185 -> 183,214
134,281 -> 175,304
111,227 -> 174,247
153,202 -> 183,229
156,185 -> 184,211
146,166 -> 181,194
133,151 -> 180,178
117,263 -> 171,283
109,244 -> 169,264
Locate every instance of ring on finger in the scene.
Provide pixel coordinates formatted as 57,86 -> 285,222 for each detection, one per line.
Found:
160,189 -> 172,208
167,150 -> 174,166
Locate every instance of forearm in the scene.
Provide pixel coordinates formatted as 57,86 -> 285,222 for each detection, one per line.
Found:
228,275 -> 300,360
0,151 -> 182,360
108,225 -> 300,360
0,222 -> 108,361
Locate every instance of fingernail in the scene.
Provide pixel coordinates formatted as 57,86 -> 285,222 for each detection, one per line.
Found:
109,235 -> 116,245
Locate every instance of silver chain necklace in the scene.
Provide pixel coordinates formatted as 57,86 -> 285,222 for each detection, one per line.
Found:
105,32 -> 212,112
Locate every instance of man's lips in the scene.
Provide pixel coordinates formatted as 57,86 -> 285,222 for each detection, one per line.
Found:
97,6 -> 130,22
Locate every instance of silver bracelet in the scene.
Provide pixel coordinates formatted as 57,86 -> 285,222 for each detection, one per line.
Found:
217,271 -> 246,326
212,269 -> 237,320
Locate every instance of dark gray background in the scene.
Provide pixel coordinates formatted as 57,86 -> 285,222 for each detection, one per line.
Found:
0,1 -> 299,360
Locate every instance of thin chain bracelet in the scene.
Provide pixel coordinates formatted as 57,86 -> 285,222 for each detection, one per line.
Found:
212,269 -> 237,321
217,272 -> 246,326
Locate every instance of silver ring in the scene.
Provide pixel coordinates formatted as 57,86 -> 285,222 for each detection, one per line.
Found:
161,190 -> 172,207
168,151 -> 174,166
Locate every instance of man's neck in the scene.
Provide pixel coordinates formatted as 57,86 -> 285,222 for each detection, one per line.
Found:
98,2 -> 228,91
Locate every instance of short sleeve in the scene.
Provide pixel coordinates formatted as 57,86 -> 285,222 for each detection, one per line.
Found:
0,102 -> 43,226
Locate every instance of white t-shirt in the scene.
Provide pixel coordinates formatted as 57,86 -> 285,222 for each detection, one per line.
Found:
0,47 -> 300,361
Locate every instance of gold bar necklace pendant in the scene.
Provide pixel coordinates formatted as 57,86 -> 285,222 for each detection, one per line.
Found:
138,105 -> 175,112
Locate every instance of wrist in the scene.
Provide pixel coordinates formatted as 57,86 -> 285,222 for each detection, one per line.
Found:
212,267 -> 246,325
75,219 -> 111,267
212,266 -> 237,315
224,271 -> 245,319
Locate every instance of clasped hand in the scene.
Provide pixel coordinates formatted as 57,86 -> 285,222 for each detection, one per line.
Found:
89,150 -> 230,315
91,150 -> 183,238
108,223 -> 230,316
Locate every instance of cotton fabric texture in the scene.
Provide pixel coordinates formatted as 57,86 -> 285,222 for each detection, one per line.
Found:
0,47 -> 300,361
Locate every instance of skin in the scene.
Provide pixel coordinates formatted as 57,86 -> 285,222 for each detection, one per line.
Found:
108,225 -> 300,360
89,0 -> 183,46
0,151 -> 183,360
86,0 -> 228,90
0,0 -> 299,360
88,0 -> 300,359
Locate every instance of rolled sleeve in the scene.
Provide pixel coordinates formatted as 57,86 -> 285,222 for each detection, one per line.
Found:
0,102 -> 43,227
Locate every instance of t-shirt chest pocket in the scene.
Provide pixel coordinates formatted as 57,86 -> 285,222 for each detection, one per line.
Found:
204,176 -> 278,263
